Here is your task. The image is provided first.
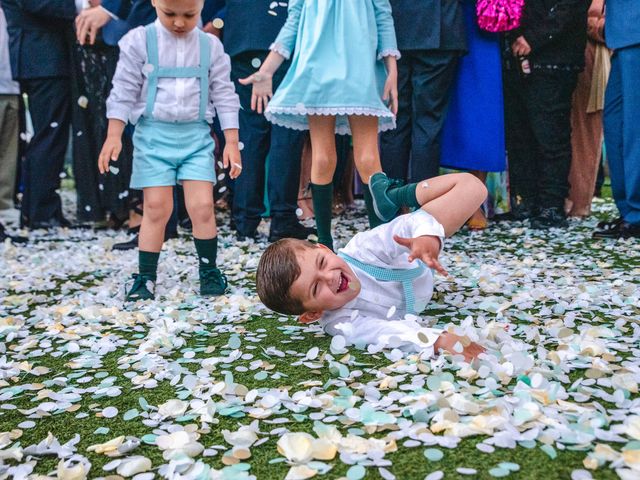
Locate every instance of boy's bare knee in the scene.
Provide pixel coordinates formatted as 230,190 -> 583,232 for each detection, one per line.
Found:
187,201 -> 214,225
144,200 -> 172,223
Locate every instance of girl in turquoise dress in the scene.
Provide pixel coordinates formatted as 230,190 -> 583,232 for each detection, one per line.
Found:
240,0 -> 419,250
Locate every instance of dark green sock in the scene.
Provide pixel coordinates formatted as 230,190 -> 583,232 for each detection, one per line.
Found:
311,182 -> 334,250
387,182 -> 421,210
363,188 -> 384,228
139,250 -> 159,279
194,237 -> 218,271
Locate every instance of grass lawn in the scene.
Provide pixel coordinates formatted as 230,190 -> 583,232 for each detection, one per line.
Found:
0,195 -> 639,480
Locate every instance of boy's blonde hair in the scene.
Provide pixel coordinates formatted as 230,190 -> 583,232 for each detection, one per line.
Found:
256,238 -> 317,315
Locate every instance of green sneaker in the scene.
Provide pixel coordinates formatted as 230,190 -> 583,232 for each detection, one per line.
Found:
126,273 -> 155,301
200,267 -> 228,296
368,172 -> 403,222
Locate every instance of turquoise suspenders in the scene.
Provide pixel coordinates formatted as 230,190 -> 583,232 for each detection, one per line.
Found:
144,24 -> 211,121
338,252 -> 427,315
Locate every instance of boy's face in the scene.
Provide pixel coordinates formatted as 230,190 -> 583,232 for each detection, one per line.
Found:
289,246 -> 361,316
152,0 -> 203,36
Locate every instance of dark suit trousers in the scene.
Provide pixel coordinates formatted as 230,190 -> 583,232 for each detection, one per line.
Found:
504,66 -> 578,209
231,52 -> 304,235
20,76 -> 70,226
380,50 -> 459,183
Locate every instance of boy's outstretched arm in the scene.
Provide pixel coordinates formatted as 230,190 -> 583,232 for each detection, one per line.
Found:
414,173 -> 488,237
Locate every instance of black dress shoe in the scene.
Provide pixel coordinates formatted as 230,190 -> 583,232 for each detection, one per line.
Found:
235,230 -> 258,242
596,217 -> 623,230
268,221 -> 317,242
29,216 -> 72,230
112,229 -> 179,251
493,197 -> 538,222
0,223 -> 28,244
593,221 -> 640,239
530,207 -> 568,229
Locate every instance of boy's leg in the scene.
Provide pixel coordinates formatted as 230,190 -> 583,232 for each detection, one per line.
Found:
128,186 -> 173,300
308,115 -> 337,250
182,180 -> 227,296
415,173 -> 487,237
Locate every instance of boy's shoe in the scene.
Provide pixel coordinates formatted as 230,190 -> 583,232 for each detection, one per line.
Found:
530,207 -> 568,229
126,273 -> 156,301
368,172 -> 401,222
200,268 -> 228,296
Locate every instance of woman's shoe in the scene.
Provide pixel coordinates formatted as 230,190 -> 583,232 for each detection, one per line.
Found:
466,211 -> 488,230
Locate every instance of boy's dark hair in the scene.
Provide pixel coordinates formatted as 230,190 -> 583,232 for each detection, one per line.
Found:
256,238 -> 317,315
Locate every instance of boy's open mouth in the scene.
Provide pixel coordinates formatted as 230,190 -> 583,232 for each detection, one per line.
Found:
337,273 -> 348,293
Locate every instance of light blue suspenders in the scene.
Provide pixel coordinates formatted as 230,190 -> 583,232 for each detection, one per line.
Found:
144,24 -> 211,121
338,252 -> 427,315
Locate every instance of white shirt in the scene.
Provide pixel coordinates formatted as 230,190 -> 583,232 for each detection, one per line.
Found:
0,7 -> 19,95
320,210 -> 446,356
106,20 -> 240,129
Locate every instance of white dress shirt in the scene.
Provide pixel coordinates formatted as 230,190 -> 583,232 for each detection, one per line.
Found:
320,210 -> 446,356
0,7 -> 19,95
106,20 -> 240,129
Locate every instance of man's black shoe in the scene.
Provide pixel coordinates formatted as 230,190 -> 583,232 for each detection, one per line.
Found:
28,216 -> 72,230
0,223 -> 28,244
596,217 -> 623,230
236,230 -> 259,242
530,207 -> 568,229
593,221 -> 640,239
268,221 -> 317,242
112,230 -> 179,251
493,196 -> 538,222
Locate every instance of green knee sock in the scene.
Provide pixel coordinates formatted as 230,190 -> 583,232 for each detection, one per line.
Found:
311,182 -> 334,250
139,250 -> 160,280
387,182 -> 421,210
363,188 -> 384,228
194,237 -> 218,271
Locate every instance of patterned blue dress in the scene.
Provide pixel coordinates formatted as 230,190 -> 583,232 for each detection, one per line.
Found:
265,0 -> 400,135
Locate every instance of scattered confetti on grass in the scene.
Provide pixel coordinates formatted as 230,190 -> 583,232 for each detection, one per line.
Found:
0,196 -> 638,479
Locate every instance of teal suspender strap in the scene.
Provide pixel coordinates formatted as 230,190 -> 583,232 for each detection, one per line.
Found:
197,30 -> 210,121
144,24 -> 159,119
144,26 -> 211,121
338,252 -> 426,315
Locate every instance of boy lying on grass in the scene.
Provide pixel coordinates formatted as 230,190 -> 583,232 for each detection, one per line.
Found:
257,173 -> 488,361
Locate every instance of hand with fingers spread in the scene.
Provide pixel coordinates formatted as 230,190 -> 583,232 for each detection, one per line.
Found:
238,72 -> 273,114
75,6 -> 112,46
393,234 -> 448,276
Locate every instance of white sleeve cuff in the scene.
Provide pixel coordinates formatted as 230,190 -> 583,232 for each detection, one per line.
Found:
217,111 -> 239,131
106,107 -> 130,124
269,42 -> 291,60
377,48 -> 401,60
412,210 -> 446,245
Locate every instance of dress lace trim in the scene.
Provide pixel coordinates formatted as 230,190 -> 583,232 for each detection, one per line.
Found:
377,48 -> 401,60
269,42 -> 291,60
265,105 -> 396,135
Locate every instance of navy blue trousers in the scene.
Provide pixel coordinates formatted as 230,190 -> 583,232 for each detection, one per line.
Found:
230,52 -> 304,236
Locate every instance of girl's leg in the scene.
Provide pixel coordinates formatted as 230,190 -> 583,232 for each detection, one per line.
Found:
308,115 -> 337,250
128,186 -> 173,300
467,170 -> 488,230
348,115 -> 420,225
182,180 -> 227,296
415,172 -> 487,237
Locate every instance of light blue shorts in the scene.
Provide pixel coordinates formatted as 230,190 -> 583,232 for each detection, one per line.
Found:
130,117 -> 216,189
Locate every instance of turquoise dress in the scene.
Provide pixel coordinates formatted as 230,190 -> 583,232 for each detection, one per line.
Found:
265,0 -> 400,135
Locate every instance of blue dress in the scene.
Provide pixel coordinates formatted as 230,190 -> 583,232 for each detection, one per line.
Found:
440,0 -> 506,172
265,0 -> 400,135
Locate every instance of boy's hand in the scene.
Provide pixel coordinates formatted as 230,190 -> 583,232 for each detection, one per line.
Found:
238,73 -> 273,114
223,142 -> 242,179
393,234 -> 448,276
434,332 -> 486,362
98,136 -> 122,174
